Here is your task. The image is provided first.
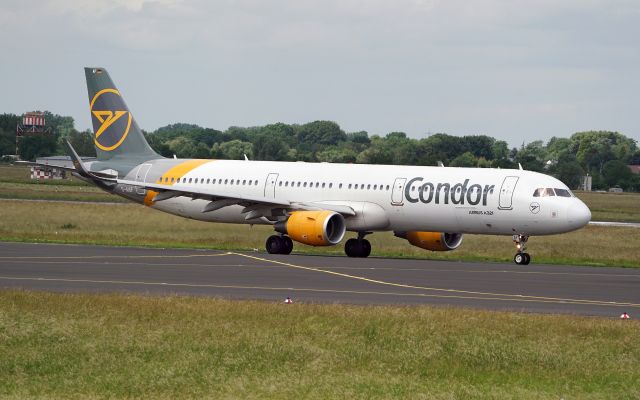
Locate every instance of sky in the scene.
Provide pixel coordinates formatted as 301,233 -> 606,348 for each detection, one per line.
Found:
1,0 -> 639,147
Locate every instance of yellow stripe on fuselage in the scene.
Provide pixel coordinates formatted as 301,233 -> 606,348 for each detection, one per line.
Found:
143,159 -> 213,206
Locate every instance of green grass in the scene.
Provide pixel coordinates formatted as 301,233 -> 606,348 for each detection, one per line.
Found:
0,182 -> 125,202
0,164 -> 85,186
575,191 -> 640,223
0,290 -> 638,399
1,199 -> 638,267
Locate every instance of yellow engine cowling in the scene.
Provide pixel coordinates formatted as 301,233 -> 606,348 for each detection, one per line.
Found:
395,231 -> 463,251
274,210 -> 346,246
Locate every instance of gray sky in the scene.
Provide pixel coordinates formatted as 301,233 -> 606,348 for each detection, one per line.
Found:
1,0 -> 639,147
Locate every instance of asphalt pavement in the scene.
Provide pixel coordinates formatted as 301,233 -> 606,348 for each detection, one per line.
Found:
1,242 -> 638,317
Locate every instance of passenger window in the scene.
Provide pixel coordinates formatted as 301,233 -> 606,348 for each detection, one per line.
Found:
373,184 -> 377,190
367,184 -> 371,190
349,184 -> 352,189
171,177 -> 175,183
329,183 -> 332,188
278,181 -> 282,186
304,182 -> 307,188
386,185 -> 390,190
555,188 -> 571,197
322,183 -> 326,188
339,183 -> 343,189
315,182 -> 319,188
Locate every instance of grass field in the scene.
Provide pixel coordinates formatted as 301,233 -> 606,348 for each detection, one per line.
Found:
0,290 -> 638,399
1,199 -> 638,267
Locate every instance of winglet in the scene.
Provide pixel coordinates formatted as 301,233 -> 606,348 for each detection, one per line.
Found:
65,139 -> 90,177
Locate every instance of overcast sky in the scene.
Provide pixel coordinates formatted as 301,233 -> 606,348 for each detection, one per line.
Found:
1,0 -> 638,147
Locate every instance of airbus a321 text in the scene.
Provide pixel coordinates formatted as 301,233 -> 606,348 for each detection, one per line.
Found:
45,68 -> 592,265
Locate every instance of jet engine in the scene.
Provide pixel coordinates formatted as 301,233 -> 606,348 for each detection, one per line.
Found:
395,231 -> 463,251
275,210 -> 346,246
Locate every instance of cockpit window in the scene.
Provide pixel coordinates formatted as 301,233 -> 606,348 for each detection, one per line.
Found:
554,188 -> 572,197
533,188 -> 556,197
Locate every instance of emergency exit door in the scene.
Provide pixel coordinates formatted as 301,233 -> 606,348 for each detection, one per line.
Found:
391,178 -> 406,206
264,173 -> 279,198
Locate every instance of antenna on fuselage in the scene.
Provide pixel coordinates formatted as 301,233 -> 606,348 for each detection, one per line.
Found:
437,161 -> 444,167
243,154 -> 249,161
518,163 -> 524,170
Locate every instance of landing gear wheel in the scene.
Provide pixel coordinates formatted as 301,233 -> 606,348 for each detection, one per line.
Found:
266,235 -> 283,254
512,235 -> 531,265
266,235 -> 294,255
281,236 -> 294,255
360,239 -> 371,258
345,238 -> 359,257
513,252 -> 531,265
344,238 -> 371,258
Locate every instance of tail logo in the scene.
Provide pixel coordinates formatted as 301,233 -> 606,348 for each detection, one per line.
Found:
90,88 -> 132,151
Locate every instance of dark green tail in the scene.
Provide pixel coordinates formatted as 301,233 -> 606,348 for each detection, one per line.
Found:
85,67 -> 160,162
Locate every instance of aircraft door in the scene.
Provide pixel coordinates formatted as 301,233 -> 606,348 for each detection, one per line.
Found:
498,176 -> 519,210
135,163 -> 152,195
264,173 -> 279,198
391,178 -> 406,206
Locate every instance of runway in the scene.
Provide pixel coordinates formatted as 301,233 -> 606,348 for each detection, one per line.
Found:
1,242 -> 638,317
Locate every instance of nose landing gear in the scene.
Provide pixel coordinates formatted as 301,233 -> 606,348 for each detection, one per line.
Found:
512,235 -> 531,265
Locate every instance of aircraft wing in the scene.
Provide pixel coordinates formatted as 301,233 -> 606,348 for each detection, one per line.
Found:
116,179 -> 356,220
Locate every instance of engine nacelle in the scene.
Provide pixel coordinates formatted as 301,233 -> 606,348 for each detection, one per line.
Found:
395,231 -> 463,251
275,210 -> 346,246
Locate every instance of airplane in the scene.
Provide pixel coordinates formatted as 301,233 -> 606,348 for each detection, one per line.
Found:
48,67 -> 592,265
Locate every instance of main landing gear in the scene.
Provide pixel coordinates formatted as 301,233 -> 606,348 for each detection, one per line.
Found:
344,232 -> 371,258
266,235 -> 293,255
512,234 -> 531,265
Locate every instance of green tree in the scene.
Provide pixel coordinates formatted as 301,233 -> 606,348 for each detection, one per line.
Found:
67,130 -> 96,157
449,152 -> 477,167
316,146 -> 357,163
212,140 -> 253,160
252,135 -> 289,161
17,135 -> 58,161
602,160 -> 633,189
515,141 -> 546,172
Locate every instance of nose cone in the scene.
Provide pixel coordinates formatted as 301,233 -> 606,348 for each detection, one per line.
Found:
567,200 -> 591,229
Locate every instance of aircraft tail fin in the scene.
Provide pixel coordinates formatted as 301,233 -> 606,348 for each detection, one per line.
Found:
85,67 -> 160,162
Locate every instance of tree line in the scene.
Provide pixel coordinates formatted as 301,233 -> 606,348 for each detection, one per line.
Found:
1,113 -> 639,191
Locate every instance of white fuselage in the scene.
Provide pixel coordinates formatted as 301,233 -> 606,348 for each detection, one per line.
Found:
122,159 -> 591,236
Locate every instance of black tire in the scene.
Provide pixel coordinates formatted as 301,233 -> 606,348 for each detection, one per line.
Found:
522,252 -> 531,265
514,253 -> 524,265
266,235 -> 283,254
345,238 -> 360,257
361,239 -> 371,258
282,236 -> 294,255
